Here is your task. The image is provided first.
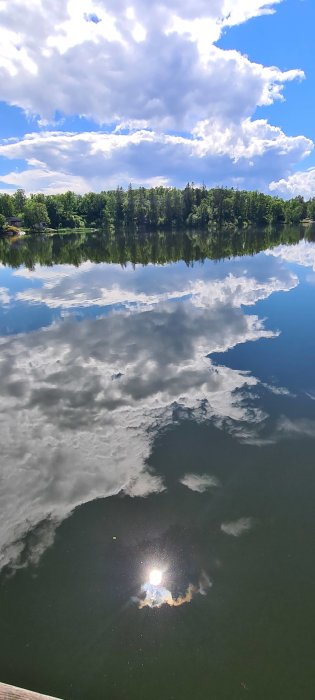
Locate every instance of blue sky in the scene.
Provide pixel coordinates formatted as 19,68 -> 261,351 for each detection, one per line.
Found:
0,0 -> 314,197
219,0 -> 315,150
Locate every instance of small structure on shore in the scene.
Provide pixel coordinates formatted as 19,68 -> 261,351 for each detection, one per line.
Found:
7,216 -> 24,228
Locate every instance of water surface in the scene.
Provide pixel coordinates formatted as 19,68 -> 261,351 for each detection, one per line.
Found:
0,229 -> 315,699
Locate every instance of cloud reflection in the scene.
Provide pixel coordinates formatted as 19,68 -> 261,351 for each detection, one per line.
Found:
0,252 -> 307,572
136,571 -> 211,609
12,259 -> 298,315
221,517 -> 253,537
266,241 -> 315,273
0,297 -> 274,570
180,473 -> 220,492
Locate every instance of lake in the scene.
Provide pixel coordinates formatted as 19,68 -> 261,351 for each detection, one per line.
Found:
0,227 -> 315,700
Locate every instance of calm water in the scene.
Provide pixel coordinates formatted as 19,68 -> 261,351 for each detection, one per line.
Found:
0,229 -> 315,699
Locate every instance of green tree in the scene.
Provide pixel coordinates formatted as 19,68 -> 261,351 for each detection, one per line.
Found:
101,202 -> 114,231
183,183 -> 195,222
135,187 -> 148,228
114,187 -> 125,227
45,195 -> 64,229
267,198 -> 285,225
307,198 -> 315,221
23,200 -> 50,231
285,196 -> 306,224
0,194 -> 14,218
13,189 -> 26,215
164,189 -> 174,229
125,184 -> 135,228
172,189 -> 183,227
148,189 -> 159,229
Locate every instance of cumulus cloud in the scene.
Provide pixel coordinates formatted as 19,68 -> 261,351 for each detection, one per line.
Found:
0,0 -> 313,192
270,168 -> 315,199
0,122 -> 312,193
0,0 -> 298,126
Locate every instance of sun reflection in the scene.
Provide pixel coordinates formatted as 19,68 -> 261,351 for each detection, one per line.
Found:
134,569 -> 212,609
149,568 -> 163,586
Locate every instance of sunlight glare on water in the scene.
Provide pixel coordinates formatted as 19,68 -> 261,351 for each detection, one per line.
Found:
149,569 -> 163,586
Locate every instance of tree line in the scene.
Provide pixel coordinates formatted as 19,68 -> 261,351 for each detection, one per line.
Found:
0,185 -> 315,233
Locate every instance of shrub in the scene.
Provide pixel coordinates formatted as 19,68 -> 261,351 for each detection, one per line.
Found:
3,225 -> 20,235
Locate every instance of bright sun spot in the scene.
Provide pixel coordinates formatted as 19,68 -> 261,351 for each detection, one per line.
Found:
149,569 -> 163,586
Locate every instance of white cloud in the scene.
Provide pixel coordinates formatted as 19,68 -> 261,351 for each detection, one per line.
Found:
193,118 -> 312,162
0,164 -> 90,195
270,168 -> 315,199
0,122 -> 312,193
0,0 -> 312,192
0,0 -> 297,127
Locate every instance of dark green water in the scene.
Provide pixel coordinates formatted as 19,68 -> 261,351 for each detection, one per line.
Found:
0,228 -> 315,699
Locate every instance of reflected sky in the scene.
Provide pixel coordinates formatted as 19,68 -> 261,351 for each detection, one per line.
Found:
0,238 -> 314,572
0,297 -> 271,570
1,234 -> 315,699
0,249 -> 298,332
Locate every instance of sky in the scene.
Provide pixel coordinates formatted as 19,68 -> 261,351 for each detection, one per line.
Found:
0,0 -> 314,197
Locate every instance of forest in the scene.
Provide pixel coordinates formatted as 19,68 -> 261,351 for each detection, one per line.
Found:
0,185 -> 314,234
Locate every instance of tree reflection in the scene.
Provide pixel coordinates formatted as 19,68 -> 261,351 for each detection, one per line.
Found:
0,224 -> 314,270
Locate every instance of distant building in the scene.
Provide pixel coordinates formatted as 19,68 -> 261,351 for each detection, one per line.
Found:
7,216 -> 23,227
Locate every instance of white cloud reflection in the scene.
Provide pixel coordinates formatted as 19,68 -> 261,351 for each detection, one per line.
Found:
0,252 -> 308,571
0,296 -> 275,571
136,570 -> 211,609
0,287 -> 11,304
179,474 -> 220,492
266,240 -> 315,273
221,517 -> 253,537
13,260 -> 298,312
